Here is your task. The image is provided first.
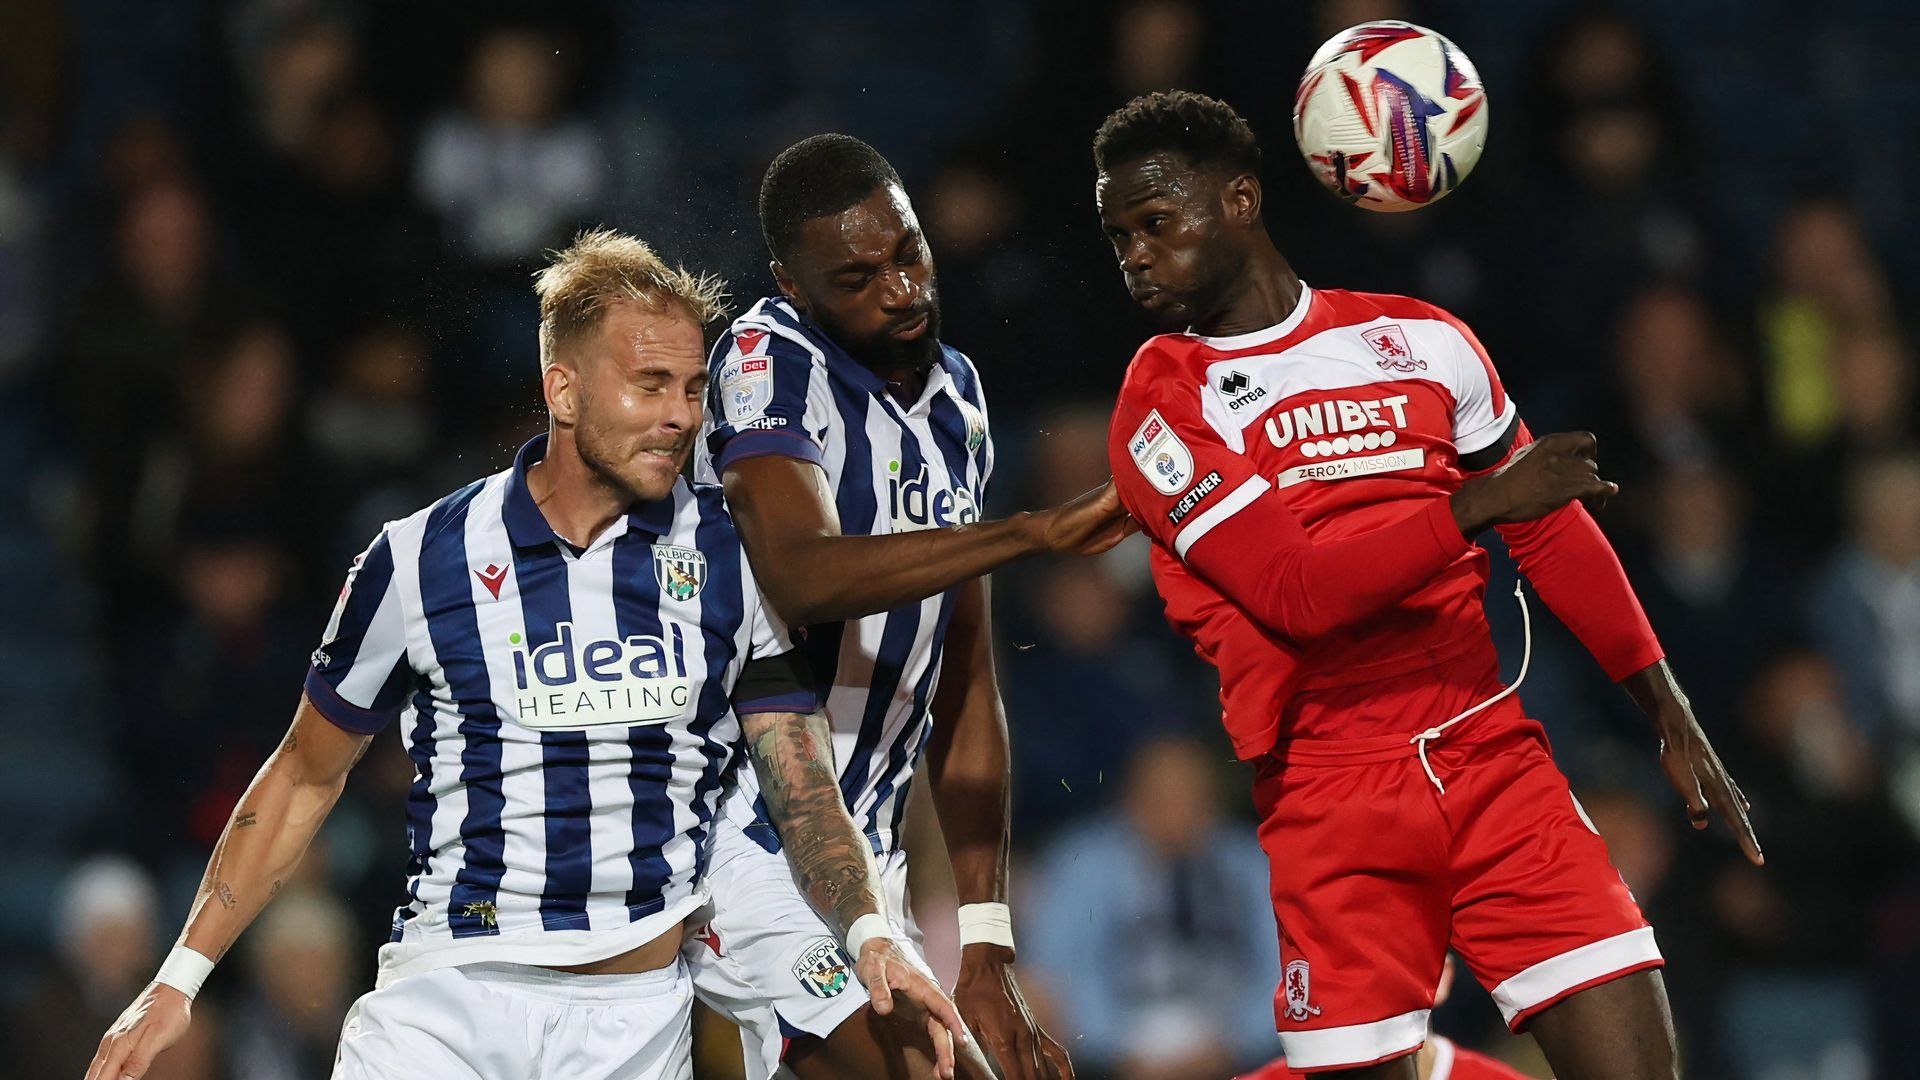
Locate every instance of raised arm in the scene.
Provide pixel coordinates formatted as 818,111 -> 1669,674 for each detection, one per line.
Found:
925,578 -> 1073,1079
740,707 -> 970,1078
88,697 -> 371,1080
722,457 -> 1130,625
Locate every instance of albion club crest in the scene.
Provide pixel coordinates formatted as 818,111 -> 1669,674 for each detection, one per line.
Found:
651,545 -> 706,602
791,937 -> 853,999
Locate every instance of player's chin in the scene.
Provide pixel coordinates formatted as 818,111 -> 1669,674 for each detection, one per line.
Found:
623,450 -> 686,500
1134,290 -> 1191,328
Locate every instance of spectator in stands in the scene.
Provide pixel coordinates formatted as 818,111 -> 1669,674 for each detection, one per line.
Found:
1810,455 -> 1920,768
225,891 -> 359,1080
1625,463 -> 1783,722
1760,199 -> 1898,453
415,26 -> 603,267
12,856 -> 221,1079
1025,736 -> 1277,1078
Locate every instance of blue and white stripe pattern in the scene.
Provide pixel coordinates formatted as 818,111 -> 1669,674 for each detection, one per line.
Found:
699,296 -> 995,855
306,435 -> 798,983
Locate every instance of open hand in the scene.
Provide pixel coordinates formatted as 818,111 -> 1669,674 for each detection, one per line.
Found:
1453,431 -> 1617,533
1034,481 -> 1137,555
956,946 -> 1073,1079
1654,699 -> 1764,866
856,938 -> 971,1080
87,983 -> 192,1080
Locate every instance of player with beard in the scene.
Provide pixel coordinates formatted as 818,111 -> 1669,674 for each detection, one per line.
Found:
86,229 -> 966,1080
683,135 -> 1133,1080
1093,91 -> 1762,1078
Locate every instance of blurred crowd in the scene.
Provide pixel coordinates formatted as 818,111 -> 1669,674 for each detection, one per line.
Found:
1,0 -> 1917,1077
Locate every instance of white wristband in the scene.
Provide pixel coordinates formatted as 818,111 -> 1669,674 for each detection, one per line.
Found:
154,946 -> 216,1000
844,912 -> 892,958
957,902 -> 1015,949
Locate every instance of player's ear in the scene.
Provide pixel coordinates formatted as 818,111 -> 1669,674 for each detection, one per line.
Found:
544,362 -> 578,426
1223,172 -> 1262,227
770,260 -> 806,315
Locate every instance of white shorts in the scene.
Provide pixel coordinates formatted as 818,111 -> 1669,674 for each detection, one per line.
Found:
332,959 -> 693,1080
686,814 -> 929,1078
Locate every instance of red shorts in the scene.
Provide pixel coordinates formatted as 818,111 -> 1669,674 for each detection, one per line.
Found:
1254,653 -> 1661,1072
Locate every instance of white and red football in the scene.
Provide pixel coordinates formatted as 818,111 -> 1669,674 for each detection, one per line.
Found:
1293,21 -> 1489,212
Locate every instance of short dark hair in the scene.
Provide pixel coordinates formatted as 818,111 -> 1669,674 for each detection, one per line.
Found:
759,134 -> 902,264
1092,90 -> 1261,176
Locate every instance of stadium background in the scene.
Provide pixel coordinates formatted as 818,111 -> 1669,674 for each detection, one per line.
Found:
2,0 -> 1917,1076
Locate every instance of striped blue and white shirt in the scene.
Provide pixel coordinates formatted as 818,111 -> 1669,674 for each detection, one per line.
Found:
698,296 -> 994,855
305,435 -> 811,984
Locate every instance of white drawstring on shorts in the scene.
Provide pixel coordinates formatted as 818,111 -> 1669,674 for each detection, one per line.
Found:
1410,580 -> 1533,794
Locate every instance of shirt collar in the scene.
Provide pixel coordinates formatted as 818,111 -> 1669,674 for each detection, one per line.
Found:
1183,282 -> 1315,350
777,297 -> 955,412
505,435 -> 558,548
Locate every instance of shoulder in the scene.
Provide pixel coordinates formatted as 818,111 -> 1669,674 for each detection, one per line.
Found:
715,296 -> 831,371
1323,288 -> 1480,347
407,471 -> 507,549
939,343 -> 987,408
1110,335 -> 1202,439
1315,287 -> 1453,323
1121,332 -> 1203,384
686,478 -> 737,534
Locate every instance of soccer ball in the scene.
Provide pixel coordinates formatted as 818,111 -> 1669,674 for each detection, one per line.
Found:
1293,21 -> 1488,212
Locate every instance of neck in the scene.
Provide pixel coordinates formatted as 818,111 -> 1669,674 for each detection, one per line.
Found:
875,363 -> 929,404
526,426 -> 633,548
1190,243 -> 1302,337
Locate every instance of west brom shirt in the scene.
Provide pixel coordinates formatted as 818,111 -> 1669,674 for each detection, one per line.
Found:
305,435 -> 813,984
697,296 -> 993,855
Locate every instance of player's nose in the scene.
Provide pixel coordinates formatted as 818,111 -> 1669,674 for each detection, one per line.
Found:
877,267 -> 919,310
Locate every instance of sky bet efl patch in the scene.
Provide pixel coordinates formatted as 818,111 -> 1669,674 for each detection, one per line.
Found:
1129,409 -> 1194,495
719,354 -> 773,425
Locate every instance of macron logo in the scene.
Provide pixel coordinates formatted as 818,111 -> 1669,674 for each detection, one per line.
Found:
475,563 -> 508,599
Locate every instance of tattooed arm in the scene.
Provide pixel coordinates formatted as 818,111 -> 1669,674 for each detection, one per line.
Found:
88,696 -> 370,1080
742,709 -> 970,1078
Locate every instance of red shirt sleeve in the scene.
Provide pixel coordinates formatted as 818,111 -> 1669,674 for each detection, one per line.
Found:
1108,342 -> 1472,642
1484,426 -> 1665,681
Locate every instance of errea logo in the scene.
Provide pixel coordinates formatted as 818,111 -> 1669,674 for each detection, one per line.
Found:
1216,369 -> 1268,412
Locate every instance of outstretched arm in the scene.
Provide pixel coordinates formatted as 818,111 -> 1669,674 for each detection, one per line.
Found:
926,579 -> 1073,1079
742,708 -> 971,1079
88,698 -> 371,1080
1489,428 -> 1762,864
723,456 -> 1132,626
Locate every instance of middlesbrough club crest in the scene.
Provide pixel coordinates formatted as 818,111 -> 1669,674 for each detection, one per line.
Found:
651,545 -> 706,602
1364,323 -> 1424,372
1283,959 -> 1323,1021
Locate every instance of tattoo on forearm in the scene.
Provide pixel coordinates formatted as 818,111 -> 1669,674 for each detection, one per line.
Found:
281,730 -> 299,753
749,716 -> 879,935
235,811 -> 258,828
270,879 -> 284,898
215,881 -> 237,909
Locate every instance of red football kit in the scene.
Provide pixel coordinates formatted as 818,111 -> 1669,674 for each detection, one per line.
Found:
1108,285 -> 1667,1072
